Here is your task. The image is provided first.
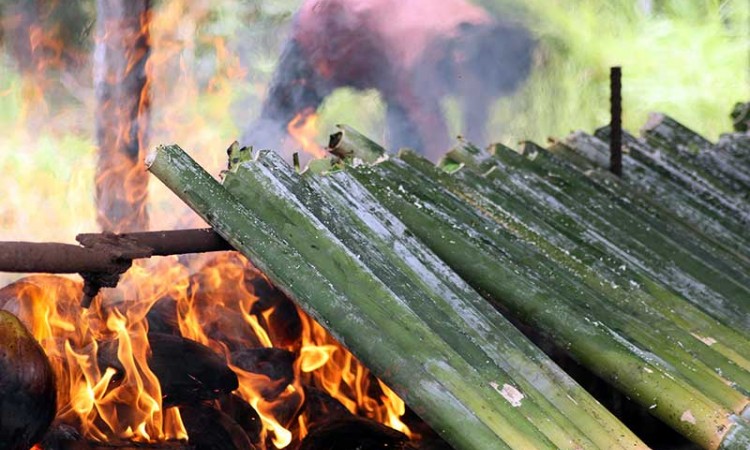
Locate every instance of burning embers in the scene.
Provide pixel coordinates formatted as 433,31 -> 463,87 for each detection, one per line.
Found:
0,252 -> 417,450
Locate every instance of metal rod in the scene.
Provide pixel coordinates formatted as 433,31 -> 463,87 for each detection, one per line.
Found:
610,66 -> 623,177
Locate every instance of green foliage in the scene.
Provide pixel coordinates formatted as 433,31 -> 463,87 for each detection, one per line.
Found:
471,0 -> 749,143
250,0 -> 748,146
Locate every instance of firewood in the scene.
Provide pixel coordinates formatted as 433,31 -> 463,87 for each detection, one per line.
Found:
94,0 -> 151,233
48,440 -> 193,450
0,311 -> 57,450
216,394 -> 263,446
246,276 -> 302,347
200,305 -> 263,352
146,296 -> 180,336
302,387 -> 352,427
265,296 -> 302,347
38,421 -> 82,450
299,416 -> 415,450
98,333 -> 238,406
230,348 -> 294,400
180,403 -> 256,450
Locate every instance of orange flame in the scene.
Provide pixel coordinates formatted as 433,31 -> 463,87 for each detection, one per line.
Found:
295,313 -> 413,439
287,108 -> 328,159
8,269 -> 187,444
9,255 -> 413,449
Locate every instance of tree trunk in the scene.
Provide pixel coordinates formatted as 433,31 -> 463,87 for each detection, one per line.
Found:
94,0 -> 152,233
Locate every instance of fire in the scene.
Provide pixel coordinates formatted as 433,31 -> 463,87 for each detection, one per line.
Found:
5,252 -> 414,449
287,108 -> 328,159
7,269 -> 187,444
296,315 -> 413,439
171,252 -> 411,447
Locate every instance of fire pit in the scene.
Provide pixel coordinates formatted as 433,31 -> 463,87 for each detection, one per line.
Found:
0,249 -> 433,450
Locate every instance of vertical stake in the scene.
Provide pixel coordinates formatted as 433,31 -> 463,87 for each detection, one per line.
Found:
610,66 -> 623,177
293,152 -> 301,173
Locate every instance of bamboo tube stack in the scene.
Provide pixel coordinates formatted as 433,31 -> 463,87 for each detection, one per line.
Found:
147,111 -> 750,450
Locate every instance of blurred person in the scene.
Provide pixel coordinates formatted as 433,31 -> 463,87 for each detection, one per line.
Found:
242,0 -> 535,159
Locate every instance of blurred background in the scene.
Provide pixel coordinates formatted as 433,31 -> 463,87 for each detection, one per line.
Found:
0,0 -> 747,246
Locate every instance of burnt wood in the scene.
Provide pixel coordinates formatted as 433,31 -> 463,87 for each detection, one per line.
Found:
0,229 -> 230,275
180,403 -> 257,450
299,416 -> 415,450
98,333 -> 238,407
217,394 -> 263,446
230,348 -> 295,400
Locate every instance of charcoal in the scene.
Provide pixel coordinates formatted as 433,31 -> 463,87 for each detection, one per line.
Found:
203,306 -> 263,351
37,421 -> 81,450
180,403 -> 256,450
146,296 -> 180,335
217,394 -> 263,445
98,333 -> 238,406
299,416 -> 416,450
230,348 -> 295,399
302,387 -> 352,427
266,297 -> 302,347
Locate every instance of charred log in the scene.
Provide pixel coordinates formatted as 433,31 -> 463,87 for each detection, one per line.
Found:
180,403 -> 257,450
198,305 -> 264,352
98,333 -> 238,406
146,296 -> 180,336
216,394 -> 263,446
230,348 -> 295,399
301,387 -> 353,428
299,416 -> 415,450
0,275 -> 83,324
0,311 -> 57,450
46,440 -> 193,450
247,277 -> 302,347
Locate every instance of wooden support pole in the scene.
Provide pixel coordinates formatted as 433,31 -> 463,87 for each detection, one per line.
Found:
609,66 -> 623,177
94,0 -> 152,233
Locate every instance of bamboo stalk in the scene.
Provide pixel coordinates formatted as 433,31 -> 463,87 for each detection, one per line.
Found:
576,129 -> 750,256
146,144 -> 551,450
220,151 -> 559,449
563,129 -> 750,257
489,142 -> 750,332
642,114 -> 750,197
435,143 -> 750,371
347,154 -> 749,449
406,149 -> 750,399
522,139 -> 750,293
237,149 -> 645,449
327,124 -> 386,163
